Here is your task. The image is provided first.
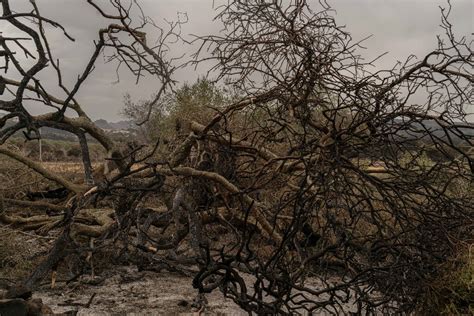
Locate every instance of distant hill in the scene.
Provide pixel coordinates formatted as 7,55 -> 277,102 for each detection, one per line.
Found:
391,119 -> 474,143
1,117 -> 137,141
94,119 -> 134,131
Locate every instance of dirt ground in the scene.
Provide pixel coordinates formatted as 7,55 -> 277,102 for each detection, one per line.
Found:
34,265 -> 247,315
0,225 -> 246,315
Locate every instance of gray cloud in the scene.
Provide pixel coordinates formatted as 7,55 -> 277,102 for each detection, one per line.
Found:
2,0 -> 472,121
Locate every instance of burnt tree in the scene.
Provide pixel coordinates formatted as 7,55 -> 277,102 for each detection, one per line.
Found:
0,0 -> 472,314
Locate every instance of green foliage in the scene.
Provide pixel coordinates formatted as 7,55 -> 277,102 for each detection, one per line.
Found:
122,78 -> 228,143
170,78 -> 226,123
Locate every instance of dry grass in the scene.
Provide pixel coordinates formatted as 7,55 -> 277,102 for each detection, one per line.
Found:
0,157 -> 47,199
0,227 -> 41,282
419,245 -> 474,315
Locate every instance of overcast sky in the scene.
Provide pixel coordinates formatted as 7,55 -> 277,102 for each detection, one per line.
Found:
2,0 -> 472,122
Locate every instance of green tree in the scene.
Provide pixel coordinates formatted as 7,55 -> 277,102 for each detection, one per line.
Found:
123,78 -> 227,143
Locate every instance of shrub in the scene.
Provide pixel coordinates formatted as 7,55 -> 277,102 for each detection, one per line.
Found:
66,145 -> 82,158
